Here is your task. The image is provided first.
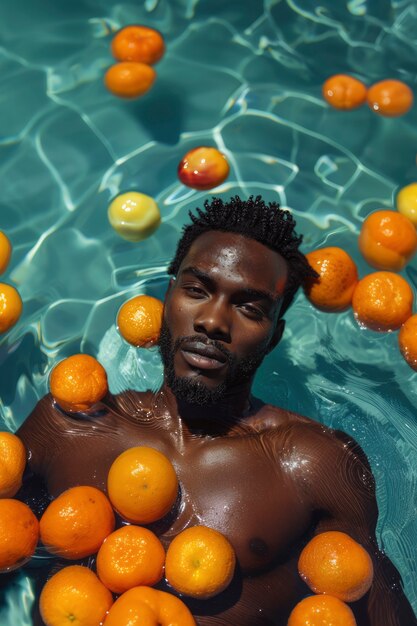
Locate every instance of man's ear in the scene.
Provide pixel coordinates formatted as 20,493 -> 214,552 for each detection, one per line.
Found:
267,318 -> 285,353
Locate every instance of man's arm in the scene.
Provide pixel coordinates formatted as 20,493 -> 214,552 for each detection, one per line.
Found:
17,395 -> 60,478
15,394 -> 66,511
302,426 -> 416,626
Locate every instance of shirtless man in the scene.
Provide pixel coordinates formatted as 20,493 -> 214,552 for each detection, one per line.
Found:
18,196 -> 416,625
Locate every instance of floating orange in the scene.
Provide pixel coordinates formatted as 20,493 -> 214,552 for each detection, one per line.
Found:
0,499 -> 39,572
111,25 -> 165,65
298,531 -> 373,602
305,247 -> 358,312
0,283 -> 22,334
359,209 -> 417,271
322,74 -> 367,110
49,354 -> 108,413
107,446 -> 178,524
39,485 -> 115,559
0,232 -> 11,275
105,62 -> 156,98
165,525 -> 236,599
399,314 -> 417,371
0,432 -> 27,498
352,271 -> 413,332
367,79 -> 413,117
104,586 -> 197,626
97,525 -> 165,594
39,565 -> 113,626
288,594 -> 357,626
117,294 -> 164,347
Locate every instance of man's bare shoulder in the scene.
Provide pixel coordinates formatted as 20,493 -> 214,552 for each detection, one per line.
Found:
17,391 -> 157,473
110,388 -> 157,419
17,389 -> 154,461
19,389 -> 154,431
247,402 -> 376,516
247,400 -> 320,431
247,401 -> 370,476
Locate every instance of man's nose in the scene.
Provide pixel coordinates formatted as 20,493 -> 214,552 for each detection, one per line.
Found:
193,298 -> 232,342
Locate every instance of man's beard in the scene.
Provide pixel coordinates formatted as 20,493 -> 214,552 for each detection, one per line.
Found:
158,318 -> 268,405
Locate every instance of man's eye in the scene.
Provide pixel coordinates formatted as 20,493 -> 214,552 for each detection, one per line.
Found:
239,304 -> 264,319
183,285 -> 206,297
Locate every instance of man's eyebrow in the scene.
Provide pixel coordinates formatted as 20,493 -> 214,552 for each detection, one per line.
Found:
240,287 -> 279,303
180,266 -> 279,302
180,266 -> 216,289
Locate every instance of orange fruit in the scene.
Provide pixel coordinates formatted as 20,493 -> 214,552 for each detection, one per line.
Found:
97,525 -> 165,594
359,210 -> 417,271
352,271 -> 413,332
298,531 -> 373,602
399,313 -> 417,370
0,499 -> 39,572
104,585 -> 196,626
0,231 -> 12,275
39,485 -> 115,559
49,354 -> 108,413
111,25 -> 165,65
165,525 -> 236,599
104,62 -> 156,98
177,146 -> 230,190
39,565 -> 113,626
288,594 -> 357,626
304,247 -> 358,312
322,74 -> 367,110
117,295 -> 163,347
0,431 -> 27,497
0,282 -> 22,333
107,446 -> 178,524
367,79 -> 413,117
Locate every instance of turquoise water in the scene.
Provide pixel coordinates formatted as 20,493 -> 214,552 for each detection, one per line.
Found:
1,0 -> 417,622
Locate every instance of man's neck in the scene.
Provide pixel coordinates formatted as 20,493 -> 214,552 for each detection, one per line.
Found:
157,381 -> 254,436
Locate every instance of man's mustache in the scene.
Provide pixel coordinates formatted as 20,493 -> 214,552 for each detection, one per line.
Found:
173,335 -> 234,364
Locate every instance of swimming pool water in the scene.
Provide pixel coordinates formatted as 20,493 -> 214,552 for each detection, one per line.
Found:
1,0 -> 417,622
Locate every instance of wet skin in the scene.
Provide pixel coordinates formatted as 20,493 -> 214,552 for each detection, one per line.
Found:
18,232 -> 416,625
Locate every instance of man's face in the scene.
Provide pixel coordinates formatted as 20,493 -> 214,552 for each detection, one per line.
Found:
160,231 -> 288,405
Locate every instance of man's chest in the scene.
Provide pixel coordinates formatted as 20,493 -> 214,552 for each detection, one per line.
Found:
42,420 -> 312,573
167,439 -> 311,572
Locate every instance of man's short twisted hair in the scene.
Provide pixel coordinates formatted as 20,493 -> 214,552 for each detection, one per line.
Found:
168,195 -> 316,316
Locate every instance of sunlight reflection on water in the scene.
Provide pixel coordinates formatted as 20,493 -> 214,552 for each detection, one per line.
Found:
0,0 -> 417,622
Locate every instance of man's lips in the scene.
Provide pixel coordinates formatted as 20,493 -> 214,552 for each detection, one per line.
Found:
179,341 -> 228,371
